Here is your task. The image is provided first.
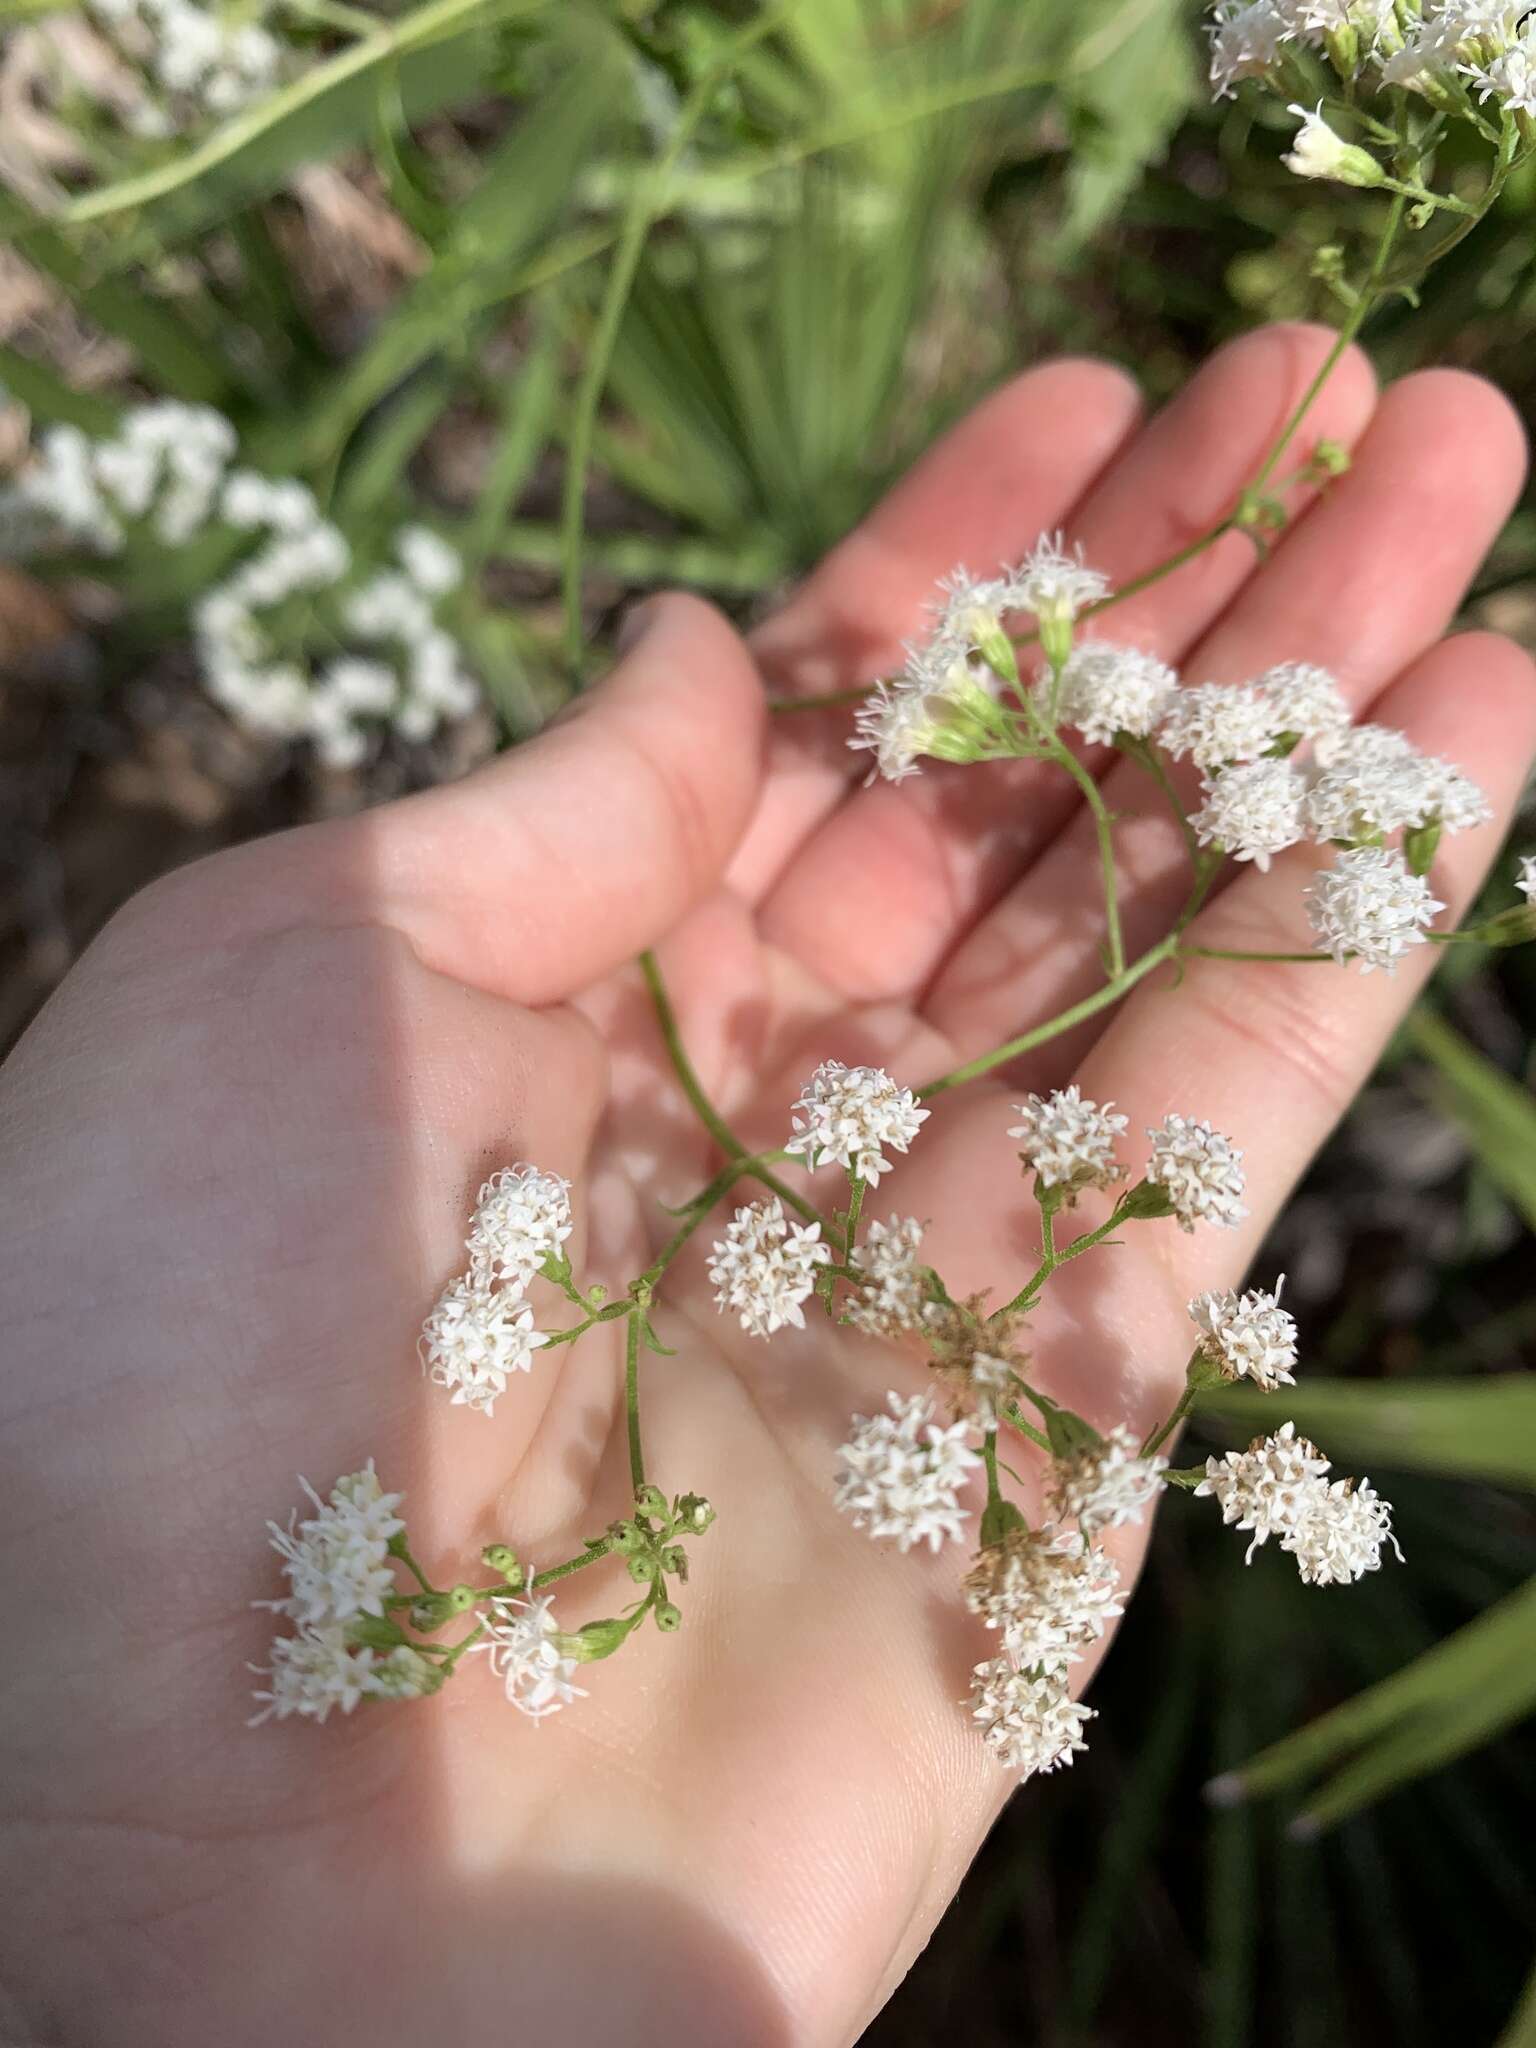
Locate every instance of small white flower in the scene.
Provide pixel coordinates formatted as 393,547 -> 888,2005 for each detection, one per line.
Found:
468,1163 -> 573,1288
927,566 -> 1010,654
1003,532 -> 1109,630
1195,1421 -> 1332,1561
1207,0 -> 1296,96
1159,683 -> 1282,773
1516,852 -> 1536,904
1254,661 -> 1352,748
706,1196 -> 831,1339
1053,642 -> 1179,746
1009,1086 -> 1128,1197
263,1462 -> 403,1628
1145,1115 -> 1248,1232
249,1623 -> 380,1726
1192,756 -> 1307,870
849,677 -> 942,783
1282,103 -> 1385,186
1052,1425 -> 1168,1535
419,1282 -> 548,1417
835,1391 -> 982,1553
1305,845 -> 1444,972
1464,29 -> 1536,116
971,1657 -> 1095,1776
786,1060 -> 928,1186
397,524 -> 463,596
964,1525 -> 1125,1670
475,1586 -> 586,1719
1190,1278 -> 1299,1390
1305,725 -> 1491,842
1287,1476 -> 1401,1585
846,1215 -> 928,1336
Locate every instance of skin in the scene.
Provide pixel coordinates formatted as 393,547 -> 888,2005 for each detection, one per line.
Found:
0,322 -> 1533,2048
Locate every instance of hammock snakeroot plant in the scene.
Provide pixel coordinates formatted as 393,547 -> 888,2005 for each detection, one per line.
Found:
245,0 -> 1536,1777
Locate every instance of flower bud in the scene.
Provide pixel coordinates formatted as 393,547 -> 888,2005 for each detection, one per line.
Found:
1282,105 -> 1384,189
448,1582 -> 478,1613
627,1552 -> 659,1584
609,1519 -> 648,1554
347,1613 -> 408,1651
676,1494 -> 715,1535
481,1542 -> 518,1574
654,1601 -> 683,1633
634,1484 -> 669,1521
410,1594 -> 456,1631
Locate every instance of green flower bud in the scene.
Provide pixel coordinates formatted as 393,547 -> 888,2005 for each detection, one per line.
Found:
654,1601 -> 683,1633
447,1583 -> 478,1613
627,1552 -> 659,1584
1119,1178 -> 1177,1223
481,1542 -> 519,1574
347,1613 -> 408,1651
675,1494 -> 716,1535
660,1545 -> 688,1580
609,1519 -> 648,1554
634,1484 -> 669,1521
409,1593 -> 456,1632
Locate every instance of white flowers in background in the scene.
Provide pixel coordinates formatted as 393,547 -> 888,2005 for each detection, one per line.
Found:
1160,682 -> 1282,773
1009,1086 -> 1128,1198
1053,642 -> 1179,746
0,404 -> 483,768
786,1060 -> 928,1186
846,1215 -> 927,1336
1190,1277 -> 1299,1389
1052,1425 -> 1168,1534
1468,32 -> 1536,117
1145,1115 -> 1249,1231
971,1657 -> 1095,1777
1305,844 -> 1445,971
1517,852 -> 1536,903
86,0 -> 285,127
1197,1423 -> 1400,1584
1207,0 -> 1297,98
419,1161 -> 567,1418
475,1586 -> 586,1720
834,1391 -> 982,1553
706,1195 -> 831,1339
469,1165 -> 573,1289
419,1282 -> 548,1417
1282,102 -> 1386,186
1192,756 -> 1307,870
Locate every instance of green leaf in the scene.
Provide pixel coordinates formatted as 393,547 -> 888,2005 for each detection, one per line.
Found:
1497,1958 -> 1536,2048
1404,1007 -> 1536,1232
1056,0 -> 1197,258
1201,1375 -> 1536,1491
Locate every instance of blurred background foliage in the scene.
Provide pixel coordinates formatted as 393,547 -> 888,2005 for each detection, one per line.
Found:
1,0 -> 1534,2040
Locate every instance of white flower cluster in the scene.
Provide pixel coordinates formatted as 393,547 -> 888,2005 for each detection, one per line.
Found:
785,1060 -> 928,1186
1160,681 -> 1286,773
1518,853 -> 1536,904
2,406 -> 236,552
706,1195 -> 831,1339
1052,1425 -> 1169,1534
1304,723 -> 1491,841
1197,1422 -> 1401,1584
1190,1276 -> 1298,1389
834,1391 -> 982,1553
87,0 -> 286,130
1053,641 -> 1178,746
846,1214 -> 928,1336
1145,1114 -> 1249,1232
418,1164 -> 571,1417
474,1586 -> 586,1720
3,404 -> 481,768
1206,0 -> 1536,122
1009,1086 -> 1128,1198
1305,844 -> 1445,972
253,1463 -> 434,1725
1192,756 -> 1307,870
963,1524 -> 1126,1778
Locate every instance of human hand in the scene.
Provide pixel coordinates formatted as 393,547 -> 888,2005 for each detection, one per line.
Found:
1,323 -> 1531,2048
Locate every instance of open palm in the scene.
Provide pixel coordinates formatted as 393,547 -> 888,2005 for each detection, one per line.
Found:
2,323 -> 1533,2048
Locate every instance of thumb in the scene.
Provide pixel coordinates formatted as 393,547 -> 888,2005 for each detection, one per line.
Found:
356,591 -> 766,1003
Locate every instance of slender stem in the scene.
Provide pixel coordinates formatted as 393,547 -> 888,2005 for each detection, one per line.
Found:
982,1429 -> 1002,1513
992,1202 -> 1127,1321
624,1313 -> 645,1492
639,950 -> 819,1222
1001,1404 -> 1053,1454
767,683 -> 875,715
843,1175 -> 866,1262
1141,1386 -> 1198,1460
1051,740 -> 1123,976
918,933 -> 1177,1097
1081,522 -> 1237,629
1181,946 -> 1331,964
1130,739 -> 1200,863
560,8 -> 788,666
532,1539 -> 616,1590
389,1538 -> 437,1596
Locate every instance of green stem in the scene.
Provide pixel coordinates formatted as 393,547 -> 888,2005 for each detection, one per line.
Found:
1180,946 -> 1332,964
1141,1386 -> 1198,1460
559,7 -> 789,667
1129,739 -> 1200,863
766,682 -> 875,715
1051,740 -> 1124,976
624,1313 -> 645,1492
639,951 -> 819,1222
843,1174 -> 866,1263
918,934 -> 1177,1097
982,1428 -> 1002,1513
992,1201 -> 1128,1321
532,1539 -> 616,1590
1000,1398 -> 1055,1453
389,1537 -> 438,1596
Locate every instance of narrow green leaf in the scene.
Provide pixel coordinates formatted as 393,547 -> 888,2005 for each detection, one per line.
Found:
0,345 -> 119,434
1496,1958 -> 1536,2048
1406,1006 -> 1536,1231
462,310 -> 561,573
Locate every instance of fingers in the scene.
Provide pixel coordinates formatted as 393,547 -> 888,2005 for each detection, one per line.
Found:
727,356 -> 1145,903
923,365 -> 1526,1067
126,594 -> 767,1008
755,325 -> 1378,1005
1071,630 -> 1536,1293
